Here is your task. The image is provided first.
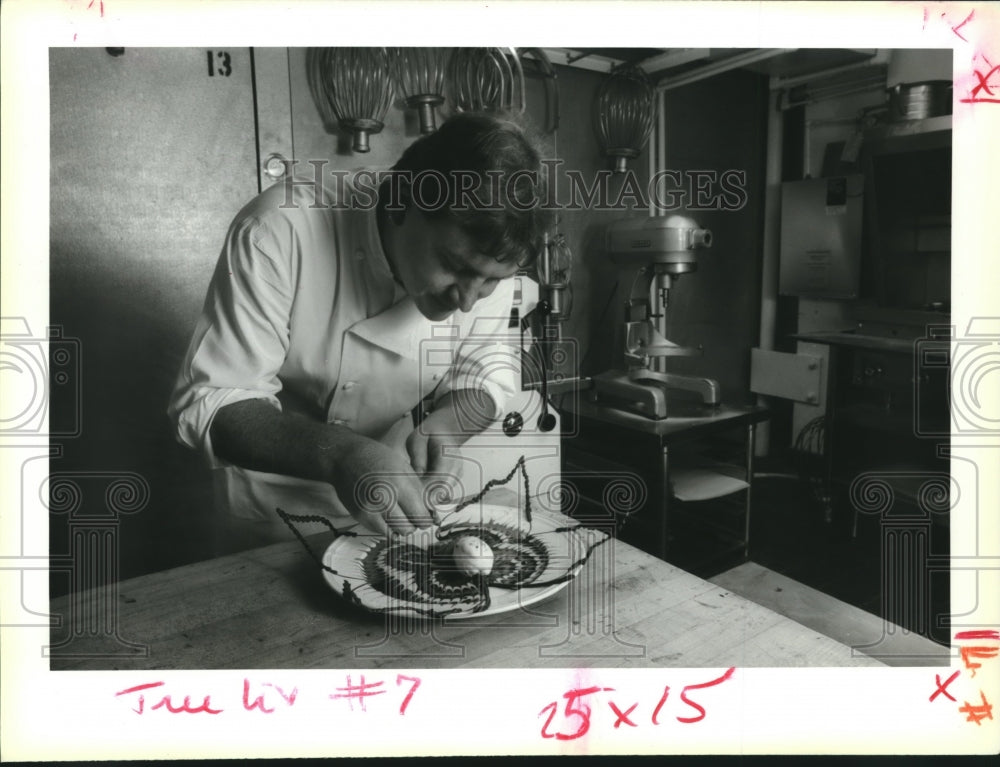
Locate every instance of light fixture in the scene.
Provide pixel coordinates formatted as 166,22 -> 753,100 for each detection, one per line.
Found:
308,47 -> 395,153
390,48 -> 452,134
594,63 -> 655,173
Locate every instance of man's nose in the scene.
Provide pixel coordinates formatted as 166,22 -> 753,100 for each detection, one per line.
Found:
456,277 -> 494,312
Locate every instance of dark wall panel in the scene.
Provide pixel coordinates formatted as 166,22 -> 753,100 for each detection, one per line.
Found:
49,48 -> 260,590
658,68 -> 769,405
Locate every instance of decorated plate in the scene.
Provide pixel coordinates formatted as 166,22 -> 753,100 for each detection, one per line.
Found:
320,504 -> 608,620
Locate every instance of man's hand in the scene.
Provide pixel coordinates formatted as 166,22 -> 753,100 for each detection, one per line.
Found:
210,399 -> 434,537
406,389 -> 497,509
406,426 -> 466,509
327,432 -> 435,536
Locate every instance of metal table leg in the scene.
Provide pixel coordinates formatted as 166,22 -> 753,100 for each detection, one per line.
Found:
744,423 -> 755,559
661,444 -> 670,559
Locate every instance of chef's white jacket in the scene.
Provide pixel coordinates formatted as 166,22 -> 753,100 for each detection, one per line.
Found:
168,174 -> 519,525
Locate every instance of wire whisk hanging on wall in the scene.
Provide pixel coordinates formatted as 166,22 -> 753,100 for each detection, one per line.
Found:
448,47 -> 525,114
594,63 -> 655,173
520,47 -> 560,134
307,47 -> 395,153
306,48 -> 338,132
390,47 -> 453,134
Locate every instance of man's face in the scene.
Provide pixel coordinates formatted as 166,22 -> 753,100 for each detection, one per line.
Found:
387,212 -> 520,321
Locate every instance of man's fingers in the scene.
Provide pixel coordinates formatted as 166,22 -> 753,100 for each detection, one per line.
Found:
384,506 -> 417,536
351,475 -> 416,536
407,433 -> 428,476
421,471 -> 459,509
424,436 -> 448,475
396,476 -> 436,529
356,507 -> 390,537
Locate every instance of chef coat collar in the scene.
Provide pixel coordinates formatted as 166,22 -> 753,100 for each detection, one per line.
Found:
348,172 -> 397,287
347,295 -> 441,360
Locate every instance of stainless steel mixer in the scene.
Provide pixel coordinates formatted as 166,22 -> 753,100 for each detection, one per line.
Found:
591,215 -> 721,419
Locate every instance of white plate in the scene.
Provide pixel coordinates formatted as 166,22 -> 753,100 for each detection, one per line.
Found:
321,504 -> 607,620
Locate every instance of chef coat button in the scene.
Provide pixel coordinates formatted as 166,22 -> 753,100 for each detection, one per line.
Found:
432,373 -> 441,381
342,381 -> 356,391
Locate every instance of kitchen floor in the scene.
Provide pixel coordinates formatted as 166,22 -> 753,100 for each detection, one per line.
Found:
670,459 -> 952,649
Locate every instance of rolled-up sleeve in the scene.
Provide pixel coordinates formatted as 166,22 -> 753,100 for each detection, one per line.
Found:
168,214 -> 294,468
433,277 -> 519,420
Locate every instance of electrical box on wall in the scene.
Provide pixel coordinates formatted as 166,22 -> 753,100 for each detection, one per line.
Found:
779,175 -> 864,300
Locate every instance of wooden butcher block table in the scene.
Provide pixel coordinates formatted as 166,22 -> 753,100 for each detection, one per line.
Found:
49,522 -> 885,670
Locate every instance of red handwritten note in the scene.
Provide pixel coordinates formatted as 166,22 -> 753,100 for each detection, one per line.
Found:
925,5 -> 1000,105
115,674 -> 422,718
928,630 -> 998,727
329,674 -> 421,715
538,668 -> 736,740
115,681 -> 222,715
242,679 -> 298,713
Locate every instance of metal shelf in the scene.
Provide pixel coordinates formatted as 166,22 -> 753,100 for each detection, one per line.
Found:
672,464 -> 750,502
865,114 -> 952,140
863,115 -> 952,154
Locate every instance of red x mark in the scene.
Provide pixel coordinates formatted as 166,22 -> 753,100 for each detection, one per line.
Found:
961,64 -> 1000,104
608,701 -> 638,728
929,670 -> 960,703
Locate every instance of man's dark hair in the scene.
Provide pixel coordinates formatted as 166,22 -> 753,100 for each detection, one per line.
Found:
383,111 -> 551,266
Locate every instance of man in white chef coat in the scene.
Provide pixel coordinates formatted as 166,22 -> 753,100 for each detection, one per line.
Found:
168,112 -> 549,544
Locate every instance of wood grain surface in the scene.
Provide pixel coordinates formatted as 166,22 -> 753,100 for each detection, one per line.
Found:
49,531 -> 885,670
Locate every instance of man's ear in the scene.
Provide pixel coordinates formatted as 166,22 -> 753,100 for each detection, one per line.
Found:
392,176 -> 413,226
379,176 -> 409,227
